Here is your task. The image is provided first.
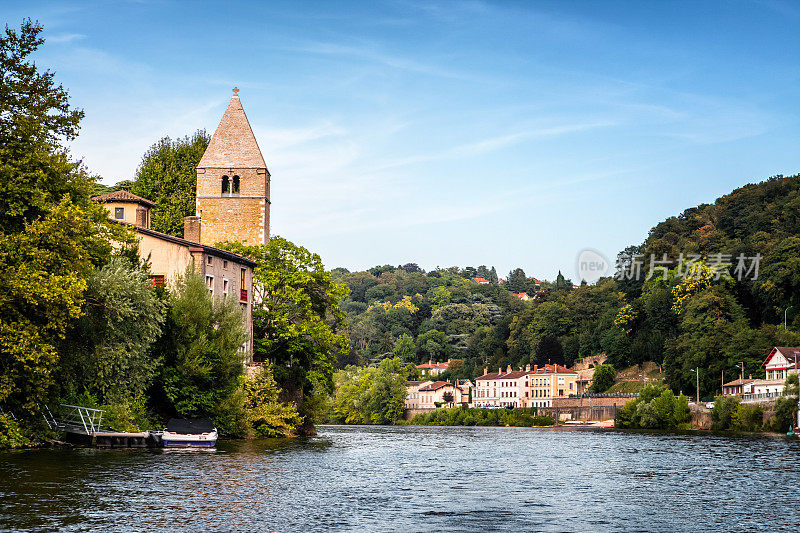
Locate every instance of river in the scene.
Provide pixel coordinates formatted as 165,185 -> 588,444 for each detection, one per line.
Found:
1,425 -> 799,532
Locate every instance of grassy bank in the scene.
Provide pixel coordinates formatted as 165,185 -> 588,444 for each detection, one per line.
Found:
406,407 -> 556,427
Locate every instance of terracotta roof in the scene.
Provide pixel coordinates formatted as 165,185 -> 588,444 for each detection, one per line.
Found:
198,90 -> 267,169
416,361 -> 449,369
418,381 -> 454,392
476,370 -> 530,381
722,377 -> 757,387
470,277 -> 490,284
91,190 -> 155,207
532,364 -> 576,375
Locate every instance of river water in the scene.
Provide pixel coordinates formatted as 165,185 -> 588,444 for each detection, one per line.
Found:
1,425 -> 799,532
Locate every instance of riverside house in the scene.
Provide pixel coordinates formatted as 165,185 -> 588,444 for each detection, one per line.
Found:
474,364 -> 579,408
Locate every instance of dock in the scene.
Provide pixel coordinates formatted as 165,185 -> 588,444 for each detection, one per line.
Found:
45,404 -> 159,448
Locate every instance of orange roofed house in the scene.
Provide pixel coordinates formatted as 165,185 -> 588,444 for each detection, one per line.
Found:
416,359 -> 452,378
474,364 -> 578,408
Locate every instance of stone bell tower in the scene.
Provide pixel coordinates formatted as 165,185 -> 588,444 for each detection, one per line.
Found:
194,87 -> 270,246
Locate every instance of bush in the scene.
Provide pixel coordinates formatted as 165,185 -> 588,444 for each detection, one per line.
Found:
771,396 -> 798,433
590,364 -> 616,393
0,414 -> 29,448
409,407 -> 555,427
732,403 -> 763,432
615,384 -> 690,430
711,396 -> 741,430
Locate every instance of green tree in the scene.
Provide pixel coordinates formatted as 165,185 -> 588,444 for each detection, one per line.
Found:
711,396 -> 740,430
333,358 -> 407,425
160,274 -> 247,433
0,21 -> 126,431
60,258 -> 165,402
392,333 -> 416,362
131,131 -> 209,236
590,364 -> 616,393
221,237 -> 350,435
244,364 -> 301,437
506,268 -> 527,293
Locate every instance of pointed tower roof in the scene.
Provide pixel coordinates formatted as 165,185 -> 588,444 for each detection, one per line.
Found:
198,87 -> 267,169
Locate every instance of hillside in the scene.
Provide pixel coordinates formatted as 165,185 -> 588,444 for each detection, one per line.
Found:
335,174 -> 800,399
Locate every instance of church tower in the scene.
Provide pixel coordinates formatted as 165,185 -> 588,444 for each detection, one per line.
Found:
195,88 -> 270,246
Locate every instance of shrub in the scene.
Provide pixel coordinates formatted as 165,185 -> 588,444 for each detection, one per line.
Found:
732,403 -> 763,432
771,396 -> 798,433
614,385 -> 690,429
0,414 -> 29,448
590,364 -> 616,393
711,396 -> 741,430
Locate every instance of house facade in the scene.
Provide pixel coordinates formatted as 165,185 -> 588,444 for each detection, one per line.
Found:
474,364 -> 578,408
92,189 -> 257,357
416,359 -> 451,378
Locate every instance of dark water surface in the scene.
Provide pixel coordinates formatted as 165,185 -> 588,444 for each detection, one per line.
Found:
1,425 -> 799,532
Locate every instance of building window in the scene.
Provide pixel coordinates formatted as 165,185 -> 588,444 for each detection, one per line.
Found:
207,256 -> 213,265
114,207 -> 124,219
150,275 -> 165,287
205,275 -> 214,295
223,279 -> 229,296
223,260 -> 228,269
222,175 -> 230,194
232,175 -> 240,194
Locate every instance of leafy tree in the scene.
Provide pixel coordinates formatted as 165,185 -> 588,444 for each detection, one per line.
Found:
615,385 -> 690,429
711,396 -> 740,430
160,274 -> 247,433
221,237 -> 350,434
333,358 -> 407,424
534,335 -> 564,366
590,364 -> 616,393
244,364 -> 301,437
131,131 -> 209,236
442,391 -> 454,404
392,333 -> 416,362
732,403 -> 763,432
506,268 -> 527,293
0,20 -> 126,431
60,258 -> 165,402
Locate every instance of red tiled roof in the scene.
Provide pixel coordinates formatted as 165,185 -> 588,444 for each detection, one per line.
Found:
722,377 -> 757,387
418,381 -> 454,392
476,370 -> 530,381
416,361 -> 449,369
532,364 -> 576,375
91,189 -> 155,207
470,277 -> 490,284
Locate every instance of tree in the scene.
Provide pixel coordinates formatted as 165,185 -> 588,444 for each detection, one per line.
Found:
244,364 -> 300,437
392,333 -> 416,362
534,335 -> 564,366
333,358 -> 407,425
160,274 -> 247,433
442,391 -> 454,404
221,237 -> 350,435
590,364 -> 616,393
0,20 -> 125,430
60,258 -> 165,403
506,268 -> 527,293
131,131 -> 209,236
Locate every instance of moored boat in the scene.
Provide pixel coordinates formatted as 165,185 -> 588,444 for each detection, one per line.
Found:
161,418 -> 218,447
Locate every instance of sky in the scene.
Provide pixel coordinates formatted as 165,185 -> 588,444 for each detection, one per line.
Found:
6,0 -> 800,280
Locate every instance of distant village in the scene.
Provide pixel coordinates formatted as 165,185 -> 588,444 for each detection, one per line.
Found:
405,346 -> 799,425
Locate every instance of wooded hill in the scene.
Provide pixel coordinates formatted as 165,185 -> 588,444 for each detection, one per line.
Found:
334,174 -> 800,399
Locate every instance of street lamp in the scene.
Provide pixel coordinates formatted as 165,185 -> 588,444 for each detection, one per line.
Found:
690,367 -> 700,404
785,305 -> 794,329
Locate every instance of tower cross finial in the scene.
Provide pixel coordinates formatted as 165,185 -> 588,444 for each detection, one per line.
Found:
233,86 -> 239,96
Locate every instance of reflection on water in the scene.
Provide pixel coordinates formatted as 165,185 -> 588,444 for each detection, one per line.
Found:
1,426 -> 799,532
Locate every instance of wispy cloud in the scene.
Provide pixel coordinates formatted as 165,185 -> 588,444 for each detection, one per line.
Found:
46,32 -> 86,44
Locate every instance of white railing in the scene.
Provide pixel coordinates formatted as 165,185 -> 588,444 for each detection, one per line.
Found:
741,391 -> 785,402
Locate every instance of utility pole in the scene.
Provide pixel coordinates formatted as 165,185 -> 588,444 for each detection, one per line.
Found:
691,367 -> 700,404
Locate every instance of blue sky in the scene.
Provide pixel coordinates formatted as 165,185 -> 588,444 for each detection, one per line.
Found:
8,0 -> 800,280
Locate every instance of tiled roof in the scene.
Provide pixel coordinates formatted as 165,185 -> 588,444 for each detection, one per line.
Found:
198,90 -> 267,169
418,381 -> 453,392
470,277 -> 490,284
417,361 -> 449,369
722,378 -> 757,387
91,189 -> 155,207
476,370 -> 530,381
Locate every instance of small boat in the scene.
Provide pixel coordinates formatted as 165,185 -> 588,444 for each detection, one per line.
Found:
161,418 -> 218,447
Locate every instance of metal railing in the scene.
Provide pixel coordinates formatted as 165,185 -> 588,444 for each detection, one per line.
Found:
54,404 -> 105,435
741,391 -> 786,402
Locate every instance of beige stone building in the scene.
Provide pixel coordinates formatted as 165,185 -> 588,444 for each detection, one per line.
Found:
92,184 -> 257,357
195,87 -> 270,247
